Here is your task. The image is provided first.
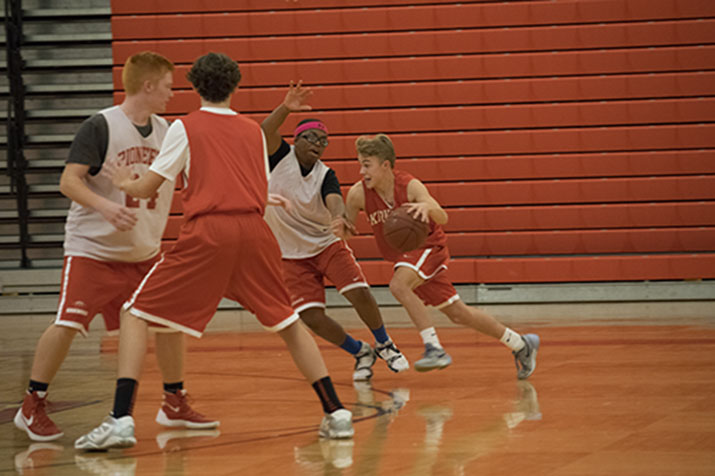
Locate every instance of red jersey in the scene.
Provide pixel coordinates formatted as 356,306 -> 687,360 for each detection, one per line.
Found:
181,111 -> 267,220
362,170 -> 447,262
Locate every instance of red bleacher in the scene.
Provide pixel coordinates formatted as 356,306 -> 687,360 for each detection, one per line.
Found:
111,0 -> 715,284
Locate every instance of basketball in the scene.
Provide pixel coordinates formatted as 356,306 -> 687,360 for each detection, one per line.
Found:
383,206 -> 430,252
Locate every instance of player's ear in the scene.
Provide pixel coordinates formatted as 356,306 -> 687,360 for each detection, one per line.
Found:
142,78 -> 155,93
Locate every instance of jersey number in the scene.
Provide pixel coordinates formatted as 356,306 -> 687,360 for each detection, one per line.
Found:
124,174 -> 158,209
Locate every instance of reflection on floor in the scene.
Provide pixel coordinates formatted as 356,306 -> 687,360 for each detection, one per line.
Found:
2,301 -> 714,475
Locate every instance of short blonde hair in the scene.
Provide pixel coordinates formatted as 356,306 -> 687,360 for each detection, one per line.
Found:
355,133 -> 396,168
122,51 -> 174,95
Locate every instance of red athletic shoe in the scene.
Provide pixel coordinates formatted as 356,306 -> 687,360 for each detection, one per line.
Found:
14,392 -> 64,441
155,390 -> 219,429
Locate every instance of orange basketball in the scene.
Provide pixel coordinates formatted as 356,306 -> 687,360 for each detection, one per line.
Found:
383,206 -> 430,252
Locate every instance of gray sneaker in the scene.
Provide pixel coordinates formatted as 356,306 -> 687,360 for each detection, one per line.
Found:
352,341 -> 377,381
375,340 -> 410,373
513,334 -> 540,380
414,344 -> 452,372
319,409 -> 354,439
74,415 -> 136,451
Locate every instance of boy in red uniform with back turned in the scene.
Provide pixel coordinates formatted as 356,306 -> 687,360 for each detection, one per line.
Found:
75,52 -> 353,451
335,133 -> 540,378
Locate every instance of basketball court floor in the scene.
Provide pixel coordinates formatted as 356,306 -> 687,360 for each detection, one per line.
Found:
2,301 -> 714,475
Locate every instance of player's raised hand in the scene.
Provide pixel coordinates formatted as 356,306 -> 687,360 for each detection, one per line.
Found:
98,200 -> 137,231
331,216 -> 358,239
267,193 -> 292,211
404,202 -> 430,224
283,80 -> 313,112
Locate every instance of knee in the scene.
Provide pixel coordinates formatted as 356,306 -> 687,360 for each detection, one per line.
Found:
49,323 -> 79,340
299,309 -> 325,332
345,287 -> 374,306
442,303 -> 466,325
350,287 -> 371,301
389,279 -> 411,302
444,310 -> 464,325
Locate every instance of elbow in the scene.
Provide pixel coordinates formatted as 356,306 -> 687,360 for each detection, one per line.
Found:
58,176 -> 73,199
430,209 -> 448,225
59,180 -> 69,198
435,211 -> 448,225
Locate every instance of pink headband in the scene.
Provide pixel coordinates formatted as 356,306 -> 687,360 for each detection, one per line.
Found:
294,121 -> 328,137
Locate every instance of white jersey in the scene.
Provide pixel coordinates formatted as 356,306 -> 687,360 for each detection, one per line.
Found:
63,106 -> 173,262
264,146 -> 339,259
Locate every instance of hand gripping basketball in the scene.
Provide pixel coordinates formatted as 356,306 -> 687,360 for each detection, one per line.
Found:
382,205 -> 429,252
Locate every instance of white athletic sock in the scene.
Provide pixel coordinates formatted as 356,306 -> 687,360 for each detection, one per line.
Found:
420,327 -> 443,349
501,328 -> 525,352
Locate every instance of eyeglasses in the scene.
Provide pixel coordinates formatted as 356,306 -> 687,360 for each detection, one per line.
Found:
299,131 -> 329,148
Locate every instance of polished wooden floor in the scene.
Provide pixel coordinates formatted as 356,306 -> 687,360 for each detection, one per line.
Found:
2,302 -> 715,475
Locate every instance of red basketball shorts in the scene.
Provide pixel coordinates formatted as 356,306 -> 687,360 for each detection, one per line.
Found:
55,254 -> 160,336
393,245 -> 460,308
124,213 -> 298,337
281,240 -> 369,312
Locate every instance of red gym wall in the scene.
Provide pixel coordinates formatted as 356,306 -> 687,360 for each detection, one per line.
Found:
109,0 -> 715,285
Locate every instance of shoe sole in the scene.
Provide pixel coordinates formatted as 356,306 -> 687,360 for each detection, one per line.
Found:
75,436 -> 137,451
13,409 -> 64,442
414,363 -> 451,372
414,357 -> 452,372
319,429 -> 355,439
156,409 -> 220,429
386,361 -> 410,373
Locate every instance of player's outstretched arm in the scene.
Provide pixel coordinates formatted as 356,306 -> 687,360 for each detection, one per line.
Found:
60,163 -> 138,231
115,170 -> 166,200
101,159 -> 165,200
406,179 -> 448,225
332,183 -> 363,239
261,80 -> 313,155
326,193 -> 356,238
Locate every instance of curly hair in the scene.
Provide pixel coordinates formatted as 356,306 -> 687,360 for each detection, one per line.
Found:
186,52 -> 242,103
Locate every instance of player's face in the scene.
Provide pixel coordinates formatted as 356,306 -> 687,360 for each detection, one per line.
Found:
358,154 -> 389,189
294,129 -> 328,168
146,70 -> 174,114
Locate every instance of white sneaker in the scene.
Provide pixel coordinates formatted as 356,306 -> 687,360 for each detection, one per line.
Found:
319,409 -> 354,439
352,342 -> 377,381
74,416 -> 136,451
375,340 -> 409,373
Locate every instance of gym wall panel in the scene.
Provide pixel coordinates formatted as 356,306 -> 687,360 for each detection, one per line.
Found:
112,0 -> 715,283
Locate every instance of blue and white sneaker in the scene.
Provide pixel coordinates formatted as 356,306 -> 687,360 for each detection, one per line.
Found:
352,342 -> 377,381
376,340 -> 409,373
513,334 -> 540,380
414,344 -> 452,372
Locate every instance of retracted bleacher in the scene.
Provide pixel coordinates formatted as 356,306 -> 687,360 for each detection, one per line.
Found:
111,0 -> 715,286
